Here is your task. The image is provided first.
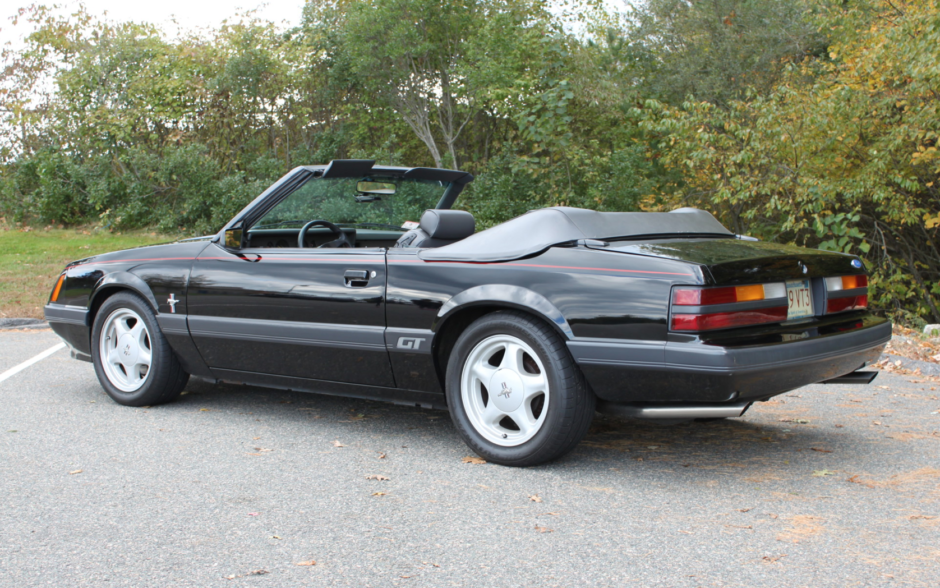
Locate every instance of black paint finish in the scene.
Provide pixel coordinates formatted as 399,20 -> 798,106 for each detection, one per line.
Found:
42,174 -> 888,411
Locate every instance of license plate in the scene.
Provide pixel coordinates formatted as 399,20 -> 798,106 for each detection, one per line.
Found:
786,280 -> 813,319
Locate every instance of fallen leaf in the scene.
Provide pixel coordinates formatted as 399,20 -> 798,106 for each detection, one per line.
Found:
253,447 -> 272,452
252,437 -> 261,440
811,448 -> 833,453
762,554 -> 787,564
333,440 -> 344,448
270,535 -> 281,540
365,474 -> 390,481
372,492 -> 387,497
462,456 -> 486,464
534,526 -> 553,533
248,569 -> 268,575
69,469 -> 82,475
813,470 -> 837,477
295,561 -> 316,567
847,475 -> 875,488
199,408 -> 210,412
738,508 -> 752,512
378,453 -> 386,459
529,495 -> 542,503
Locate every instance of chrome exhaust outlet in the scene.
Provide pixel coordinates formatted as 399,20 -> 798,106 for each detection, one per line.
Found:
597,401 -> 751,421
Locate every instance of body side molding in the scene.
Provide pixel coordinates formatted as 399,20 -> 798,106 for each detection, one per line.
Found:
435,284 -> 574,339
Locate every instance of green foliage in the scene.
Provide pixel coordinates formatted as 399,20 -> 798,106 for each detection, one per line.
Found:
0,0 -> 937,323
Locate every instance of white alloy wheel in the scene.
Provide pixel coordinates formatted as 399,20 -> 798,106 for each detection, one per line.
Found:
460,334 -> 550,446
99,307 -> 152,392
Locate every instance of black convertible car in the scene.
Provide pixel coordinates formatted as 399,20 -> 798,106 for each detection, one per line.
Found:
45,160 -> 891,466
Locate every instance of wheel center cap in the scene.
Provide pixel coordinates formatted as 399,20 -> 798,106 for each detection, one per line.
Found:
489,369 -> 524,412
117,333 -> 139,365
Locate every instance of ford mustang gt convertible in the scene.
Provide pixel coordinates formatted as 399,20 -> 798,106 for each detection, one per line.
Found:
44,159 -> 891,466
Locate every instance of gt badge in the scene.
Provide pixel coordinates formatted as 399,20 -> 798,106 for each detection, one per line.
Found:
167,293 -> 179,314
397,337 -> 426,350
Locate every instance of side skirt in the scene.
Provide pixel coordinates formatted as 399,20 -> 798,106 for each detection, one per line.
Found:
211,368 -> 448,410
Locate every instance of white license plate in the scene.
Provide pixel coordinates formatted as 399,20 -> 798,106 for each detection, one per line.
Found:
786,280 -> 813,319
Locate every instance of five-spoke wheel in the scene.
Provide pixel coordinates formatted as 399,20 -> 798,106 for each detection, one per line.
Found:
446,311 -> 595,467
99,308 -> 152,392
461,334 -> 549,446
91,291 -> 189,406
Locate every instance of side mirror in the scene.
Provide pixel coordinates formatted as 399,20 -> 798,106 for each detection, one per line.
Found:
224,229 -> 243,249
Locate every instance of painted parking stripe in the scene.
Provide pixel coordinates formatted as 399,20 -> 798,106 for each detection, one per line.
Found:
0,343 -> 66,384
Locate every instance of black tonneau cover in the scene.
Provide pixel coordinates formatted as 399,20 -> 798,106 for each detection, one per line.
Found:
419,207 -> 733,263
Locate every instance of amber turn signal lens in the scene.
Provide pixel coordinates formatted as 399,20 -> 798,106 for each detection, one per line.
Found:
734,284 -> 765,302
51,274 -> 65,302
841,275 -> 868,290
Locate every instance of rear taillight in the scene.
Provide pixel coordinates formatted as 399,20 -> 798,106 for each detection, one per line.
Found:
825,274 -> 868,314
50,273 -> 65,303
670,283 -> 788,332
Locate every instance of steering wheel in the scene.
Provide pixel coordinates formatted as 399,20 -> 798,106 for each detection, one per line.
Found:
297,220 -> 352,248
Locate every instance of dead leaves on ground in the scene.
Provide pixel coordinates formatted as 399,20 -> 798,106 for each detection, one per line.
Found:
332,440 -> 344,448
529,494 -> 542,503
68,469 -> 82,475
295,560 -> 317,567
776,515 -> 825,544
462,456 -> 486,464
365,474 -> 389,481
534,526 -> 553,533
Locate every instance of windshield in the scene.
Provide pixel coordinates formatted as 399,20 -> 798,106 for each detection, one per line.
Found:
254,176 -> 449,231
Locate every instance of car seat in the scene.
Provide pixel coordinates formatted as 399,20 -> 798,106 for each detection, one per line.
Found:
395,209 -> 475,248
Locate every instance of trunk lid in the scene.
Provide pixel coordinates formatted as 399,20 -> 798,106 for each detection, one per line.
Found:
592,238 -> 862,285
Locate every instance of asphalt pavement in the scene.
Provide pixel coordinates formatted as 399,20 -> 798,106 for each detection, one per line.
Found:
2,329 -> 939,587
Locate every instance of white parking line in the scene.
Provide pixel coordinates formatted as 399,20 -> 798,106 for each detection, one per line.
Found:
0,343 -> 66,384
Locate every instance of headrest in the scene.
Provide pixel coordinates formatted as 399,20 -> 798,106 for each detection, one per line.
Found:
419,209 -> 475,240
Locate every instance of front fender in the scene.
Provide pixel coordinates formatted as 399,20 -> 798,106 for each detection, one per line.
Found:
88,271 -> 160,324
435,284 -> 574,339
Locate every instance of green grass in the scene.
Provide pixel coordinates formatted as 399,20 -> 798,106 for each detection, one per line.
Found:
0,227 -> 172,319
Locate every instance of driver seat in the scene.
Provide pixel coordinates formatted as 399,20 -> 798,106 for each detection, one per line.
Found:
395,209 -> 475,248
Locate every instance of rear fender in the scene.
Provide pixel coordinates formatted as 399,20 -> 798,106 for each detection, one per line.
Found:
435,284 -> 573,340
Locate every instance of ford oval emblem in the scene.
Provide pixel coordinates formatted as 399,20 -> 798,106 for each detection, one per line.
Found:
851,259 -> 862,268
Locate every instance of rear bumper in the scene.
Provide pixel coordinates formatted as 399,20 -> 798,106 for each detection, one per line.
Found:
569,316 -> 891,404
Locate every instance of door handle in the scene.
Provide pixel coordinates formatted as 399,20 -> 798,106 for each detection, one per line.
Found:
344,269 -> 370,287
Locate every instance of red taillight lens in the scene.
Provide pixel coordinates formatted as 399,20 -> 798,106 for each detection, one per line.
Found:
50,274 -> 65,302
827,294 -> 868,314
825,274 -> 869,314
671,307 -> 788,331
673,283 -> 783,306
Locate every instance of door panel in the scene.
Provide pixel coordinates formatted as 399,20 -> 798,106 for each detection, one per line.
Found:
187,243 -> 394,387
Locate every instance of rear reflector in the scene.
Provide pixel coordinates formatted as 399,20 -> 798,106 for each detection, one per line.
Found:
51,274 -> 65,302
673,282 -> 786,306
671,307 -> 788,331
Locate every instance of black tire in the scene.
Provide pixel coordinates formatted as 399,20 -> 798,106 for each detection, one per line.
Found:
445,310 -> 595,467
91,291 -> 189,406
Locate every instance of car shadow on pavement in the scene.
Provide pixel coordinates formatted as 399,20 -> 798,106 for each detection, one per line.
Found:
153,377 -> 866,474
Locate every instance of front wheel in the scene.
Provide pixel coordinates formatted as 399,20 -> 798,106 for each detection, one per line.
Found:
445,311 -> 595,467
91,291 -> 189,406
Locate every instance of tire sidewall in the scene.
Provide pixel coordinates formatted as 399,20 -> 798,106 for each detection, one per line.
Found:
446,313 -> 576,465
91,292 -> 165,406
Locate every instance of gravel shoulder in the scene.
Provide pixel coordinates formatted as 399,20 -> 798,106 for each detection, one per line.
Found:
1,330 -> 939,587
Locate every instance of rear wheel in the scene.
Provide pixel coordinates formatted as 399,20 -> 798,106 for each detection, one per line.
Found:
445,311 -> 595,466
91,292 -> 189,406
